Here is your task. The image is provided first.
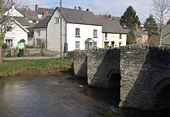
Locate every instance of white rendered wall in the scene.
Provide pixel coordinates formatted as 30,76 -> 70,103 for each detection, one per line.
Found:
34,28 -> 47,46
4,22 -> 28,48
103,33 -> 127,47
67,23 -> 103,51
4,8 -> 23,17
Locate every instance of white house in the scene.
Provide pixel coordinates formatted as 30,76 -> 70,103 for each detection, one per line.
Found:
3,18 -> 29,48
4,2 -> 23,17
97,15 -> 128,48
34,7 -> 103,52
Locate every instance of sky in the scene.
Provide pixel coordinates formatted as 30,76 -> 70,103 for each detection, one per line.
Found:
18,0 -> 156,23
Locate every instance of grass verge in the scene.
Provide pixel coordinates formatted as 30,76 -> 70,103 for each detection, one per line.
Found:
0,58 -> 71,78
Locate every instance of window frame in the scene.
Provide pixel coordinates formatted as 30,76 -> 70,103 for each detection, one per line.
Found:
75,28 -> 80,38
93,29 -> 98,38
75,41 -> 80,49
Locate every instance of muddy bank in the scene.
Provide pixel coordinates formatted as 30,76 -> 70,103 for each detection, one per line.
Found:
0,66 -> 72,79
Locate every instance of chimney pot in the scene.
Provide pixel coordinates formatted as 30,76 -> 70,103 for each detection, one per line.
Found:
12,2 -> 15,9
86,8 -> 90,12
42,11 -> 48,18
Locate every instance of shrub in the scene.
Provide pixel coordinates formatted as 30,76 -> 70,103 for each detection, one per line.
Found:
2,43 -> 8,49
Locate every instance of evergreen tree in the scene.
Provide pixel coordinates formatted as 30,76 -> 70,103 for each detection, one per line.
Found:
144,14 -> 158,37
120,6 -> 140,29
127,30 -> 136,45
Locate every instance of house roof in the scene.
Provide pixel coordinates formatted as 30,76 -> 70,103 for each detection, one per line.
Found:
38,8 -> 55,15
96,15 -> 128,34
17,8 -> 39,20
133,29 -> 148,37
56,7 -> 102,26
13,17 -> 32,26
34,16 -> 51,28
4,16 -> 32,27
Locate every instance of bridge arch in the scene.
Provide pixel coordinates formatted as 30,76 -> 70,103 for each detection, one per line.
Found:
153,77 -> 170,110
107,70 -> 121,88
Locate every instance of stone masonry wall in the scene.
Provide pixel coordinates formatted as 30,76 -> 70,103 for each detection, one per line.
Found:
87,49 -> 120,88
68,45 -> 170,110
68,50 -> 88,77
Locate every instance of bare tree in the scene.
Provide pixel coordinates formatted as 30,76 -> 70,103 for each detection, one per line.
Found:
152,0 -> 170,46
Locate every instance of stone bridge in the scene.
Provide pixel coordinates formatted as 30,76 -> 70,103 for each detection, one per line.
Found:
68,45 -> 170,110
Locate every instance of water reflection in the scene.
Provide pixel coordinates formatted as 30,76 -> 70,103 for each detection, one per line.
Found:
0,77 -> 167,117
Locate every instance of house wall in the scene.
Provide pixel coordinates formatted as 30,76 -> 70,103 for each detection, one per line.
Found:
67,23 -> 103,51
4,22 -> 28,48
34,28 -> 47,46
103,33 -> 127,48
4,8 -> 23,17
47,9 -> 66,52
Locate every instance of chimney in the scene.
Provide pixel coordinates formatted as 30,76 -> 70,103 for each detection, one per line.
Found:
108,14 -> 112,20
25,6 -> 29,11
86,8 -> 90,12
35,4 -> 38,17
139,25 -> 144,30
78,6 -> 81,11
74,6 -> 77,10
42,11 -> 48,18
24,13 -> 27,18
133,23 -> 139,31
12,2 -> 15,9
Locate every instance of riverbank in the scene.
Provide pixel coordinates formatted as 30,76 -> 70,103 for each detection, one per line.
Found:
0,58 -> 71,78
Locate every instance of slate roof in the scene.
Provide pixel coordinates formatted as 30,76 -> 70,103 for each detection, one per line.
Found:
13,17 -> 32,26
17,8 -> 39,20
4,16 -> 32,26
57,7 -> 102,26
133,29 -> 148,37
96,15 -> 128,34
38,8 -> 55,15
34,16 -> 51,28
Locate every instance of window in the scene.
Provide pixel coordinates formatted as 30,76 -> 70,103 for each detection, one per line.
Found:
55,17 -> 59,24
105,33 -> 108,40
93,29 -> 98,38
37,30 -> 40,36
119,34 -> 122,39
36,38 -> 41,46
6,39 -> 13,47
7,26 -> 12,32
75,28 -> 80,37
119,42 -> 122,46
75,41 -> 80,49
33,20 -> 37,23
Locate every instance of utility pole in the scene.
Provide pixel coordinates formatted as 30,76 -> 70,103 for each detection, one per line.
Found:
60,0 -> 63,57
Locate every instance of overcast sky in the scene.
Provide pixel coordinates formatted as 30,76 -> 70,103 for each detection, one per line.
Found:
19,0 -> 158,23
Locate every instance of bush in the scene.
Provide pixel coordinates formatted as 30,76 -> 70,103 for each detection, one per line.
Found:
2,43 -> 8,49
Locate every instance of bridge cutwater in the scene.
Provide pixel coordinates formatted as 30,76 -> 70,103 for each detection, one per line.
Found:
68,45 -> 170,111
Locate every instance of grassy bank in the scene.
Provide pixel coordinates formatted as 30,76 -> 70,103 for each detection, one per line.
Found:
0,58 -> 71,78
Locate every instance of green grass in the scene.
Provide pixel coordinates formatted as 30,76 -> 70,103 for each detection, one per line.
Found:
0,58 -> 70,76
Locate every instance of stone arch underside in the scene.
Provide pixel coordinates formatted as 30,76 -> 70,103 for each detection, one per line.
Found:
153,78 -> 170,110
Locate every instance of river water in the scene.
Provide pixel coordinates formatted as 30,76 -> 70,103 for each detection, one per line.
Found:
0,75 -> 167,117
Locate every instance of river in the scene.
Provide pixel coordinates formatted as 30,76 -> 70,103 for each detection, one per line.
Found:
0,75 -> 168,117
